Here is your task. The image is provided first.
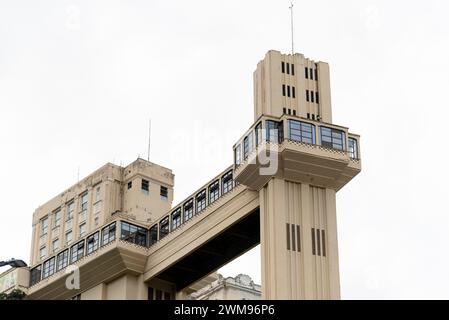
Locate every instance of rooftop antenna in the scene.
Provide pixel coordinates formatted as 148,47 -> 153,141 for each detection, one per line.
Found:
289,2 -> 294,54
147,118 -> 151,162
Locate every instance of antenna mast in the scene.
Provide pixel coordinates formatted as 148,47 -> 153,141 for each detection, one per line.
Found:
289,2 -> 294,54
147,118 -> 151,162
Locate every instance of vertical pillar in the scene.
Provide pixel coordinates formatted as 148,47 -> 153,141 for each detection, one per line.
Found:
260,178 -> 341,300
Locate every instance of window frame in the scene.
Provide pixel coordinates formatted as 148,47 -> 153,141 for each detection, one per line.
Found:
196,189 -> 206,213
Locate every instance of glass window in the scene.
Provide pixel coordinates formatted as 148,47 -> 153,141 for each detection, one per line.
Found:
40,216 -> 48,236
42,257 -> 55,279
149,225 -> 158,246
93,201 -> 101,215
141,179 -> 149,194
319,127 -> 345,151
184,199 -> 194,222
171,208 -> 182,230
127,181 -> 132,189
281,61 -> 285,73
222,171 -> 233,194
101,222 -> 116,246
209,180 -> 220,204
39,246 -> 46,261
305,67 -> 308,79
160,186 -> 168,201
255,122 -> 262,146
80,193 -> 88,212
65,230 -> 73,245
67,201 -> 75,220
52,238 -> 59,253
79,223 -> 86,237
70,240 -> 84,263
86,232 -> 99,254
348,138 -> 358,159
53,209 -> 61,227
56,249 -> 69,271
291,63 -> 295,76
196,190 -> 206,213
30,266 -> 42,286
266,120 -> 283,143
243,132 -> 254,160
288,120 -> 316,144
120,221 -> 147,247
235,144 -> 242,165
159,216 -> 169,239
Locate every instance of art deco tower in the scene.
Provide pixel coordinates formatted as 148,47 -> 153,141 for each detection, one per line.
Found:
234,50 -> 361,299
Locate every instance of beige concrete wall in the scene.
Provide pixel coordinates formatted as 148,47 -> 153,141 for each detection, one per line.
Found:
260,178 -> 340,300
253,50 -> 332,123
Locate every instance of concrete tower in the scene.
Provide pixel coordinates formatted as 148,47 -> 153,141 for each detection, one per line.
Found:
234,50 -> 361,299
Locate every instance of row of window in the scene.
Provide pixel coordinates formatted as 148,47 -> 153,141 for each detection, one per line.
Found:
31,222 -> 117,286
305,66 -> 318,81
282,85 -> 296,98
235,119 -> 359,164
286,223 -> 301,252
281,61 -> 295,75
306,90 -> 319,103
285,224 -> 326,256
39,187 -> 101,237
150,171 -> 235,245
133,178 -> 169,201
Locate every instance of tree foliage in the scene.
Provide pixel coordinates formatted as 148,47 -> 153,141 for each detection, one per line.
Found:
0,289 -> 26,300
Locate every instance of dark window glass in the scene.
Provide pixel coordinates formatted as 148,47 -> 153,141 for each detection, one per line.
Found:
171,208 -> 182,230
281,61 -> 285,73
127,181 -> 132,189
348,138 -> 358,159
286,63 -> 290,74
149,225 -> 158,246
282,84 -> 286,96
311,228 -> 316,255
209,180 -> 220,204
316,91 -> 319,104
315,68 -> 318,81
305,67 -> 308,79
311,90 -> 315,103
148,287 -> 154,300
159,216 -> 170,239
306,90 -> 309,102
243,133 -> 254,160
286,223 -> 291,250
310,68 -> 313,80
86,232 -> 99,254
141,179 -> 149,193
160,186 -> 168,201
121,221 -> 147,247
296,225 -> 301,252
235,144 -> 242,165
322,230 -> 326,257
287,86 -> 291,97
30,266 -> 42,286
292,86 -> 296,98
255,122 -> 262,146
288,120 -> 315,144
42,257 -> 55,279
101,222 -> 116,246
155,290 -> 162,300
266,120 -> 283,143
56,249 -> 69,271
222,171 -> 233,194
291,64 -> 295,75
320,127 -> 345,151
184,199 -> 194,221
316,228 -> 321,256
196,190 -> 206,213
70,240 -> 84,263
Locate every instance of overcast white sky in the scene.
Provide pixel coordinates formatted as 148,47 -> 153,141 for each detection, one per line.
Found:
1,0 -> 449,299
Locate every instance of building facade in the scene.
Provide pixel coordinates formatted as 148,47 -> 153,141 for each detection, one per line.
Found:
189,274 -> 261,300
23,49 -> 361,300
